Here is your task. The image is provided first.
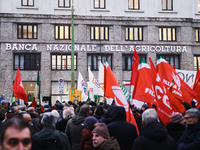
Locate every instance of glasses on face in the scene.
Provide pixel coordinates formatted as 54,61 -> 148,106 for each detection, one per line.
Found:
184,116 -> 195,120
8,138 -> 31,147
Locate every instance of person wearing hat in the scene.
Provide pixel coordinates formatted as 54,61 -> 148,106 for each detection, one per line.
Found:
166,112 -> 186,142
92,123 -> 120,150
80,116 -> 98,150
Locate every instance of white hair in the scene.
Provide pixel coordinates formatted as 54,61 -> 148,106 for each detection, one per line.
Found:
63,107 -> 74,120
142,109 -> 159,126
51,110 -> 60,123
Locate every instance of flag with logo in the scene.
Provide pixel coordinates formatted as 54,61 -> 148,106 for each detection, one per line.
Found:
77,72 -> 88,101
149,57 -> 174,124
104,61 -> 139,135
157,56 -> 197,104
88,67 -> 104,96
12,68 -> 28,104
120,86 -> 131,103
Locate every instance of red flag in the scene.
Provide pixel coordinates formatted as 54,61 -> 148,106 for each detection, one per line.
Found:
130,46 -> 140,99
132,59 -> 155,104
193,69 -> 200,107
104,61 -> 139,135
193,69 -> 200,90
157,57 -> 197,104
149,57 -> 173,124
12,68 -> 28,104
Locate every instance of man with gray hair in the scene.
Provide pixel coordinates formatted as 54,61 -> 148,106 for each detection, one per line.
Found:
177,108 -> 200,150
32,112 -> 70,150
132,109 -> 176,150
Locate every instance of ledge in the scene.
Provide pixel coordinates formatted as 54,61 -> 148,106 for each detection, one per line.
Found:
17,7 -> 39,10
54,8 -> 72,12
124,10 -> 144,13
158,11 -> 178,14
90,9 -> 110,12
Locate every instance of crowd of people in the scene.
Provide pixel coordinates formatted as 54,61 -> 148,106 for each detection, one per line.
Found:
0,99 -> 200,150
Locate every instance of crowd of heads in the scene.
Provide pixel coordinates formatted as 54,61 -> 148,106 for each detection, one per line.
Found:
0,98 -> 200,150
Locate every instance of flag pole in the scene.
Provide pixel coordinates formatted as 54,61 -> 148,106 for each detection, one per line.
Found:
71,0 -> 75,90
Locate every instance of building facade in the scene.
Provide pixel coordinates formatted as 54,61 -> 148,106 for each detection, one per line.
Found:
1,0 -> 200,104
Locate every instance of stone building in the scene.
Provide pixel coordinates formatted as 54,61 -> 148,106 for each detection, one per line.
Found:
0,0 -> 200,104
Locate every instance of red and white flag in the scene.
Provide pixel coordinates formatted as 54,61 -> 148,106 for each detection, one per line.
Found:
132,59 -> 155,104
149,57 -> 173,124
12,68 -> 28,104
104,61 -> 139,135
157,56 -> 197,104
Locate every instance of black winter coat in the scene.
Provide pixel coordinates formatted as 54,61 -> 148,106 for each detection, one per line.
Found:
107,106 -> 138,150
32,126 -> 70,150
177,121 -> 200,150
132,122 -> 176,150
166,123 -> 185,142
65,115 -> 85,150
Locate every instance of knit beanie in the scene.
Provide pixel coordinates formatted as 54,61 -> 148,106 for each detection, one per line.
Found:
85,116 -> 98,130
92,123 -> 110,139
170,112 -> 185,123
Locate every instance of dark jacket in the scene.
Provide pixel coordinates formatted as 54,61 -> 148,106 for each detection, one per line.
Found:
177,121 -> 200,150
107,106 -> 138,150
166,123 -> 185,142
132,122 -> 176,150
80,128 -> 93,150
93,136 -> 120,150
32,126 -> 70,150
56,119 -> 69,133
65,115 -> 85,150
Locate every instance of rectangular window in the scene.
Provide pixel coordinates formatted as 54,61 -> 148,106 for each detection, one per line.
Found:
162,0 -> 173,10
198,0 -> 200,12
122,54 -> 146,71
21,0 -> 34,6
17,24 -> 37,39
128,0 -> 140,10
196,29 -> 200,42
94,0 -> 105,9
55,25 -> 71,40
125,27 -> 143,41
90,26 -> 109,41
58,0 -> 70,8
158,55 -> 180,69
159,27 -> 176,41
51,54 -> 77,70
194,56 -> 200,70
88,54 -> 112,70
14,53 -> 40,70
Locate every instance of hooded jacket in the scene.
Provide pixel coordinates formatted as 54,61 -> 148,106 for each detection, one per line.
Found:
107,106 -> 138,150
132,122 -> 176,150
65,114 -> 85,150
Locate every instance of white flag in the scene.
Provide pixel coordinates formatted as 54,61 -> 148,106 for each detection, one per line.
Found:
88,67 -> 104,97
77,72 -> 88,101
98,61 -> 104,86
